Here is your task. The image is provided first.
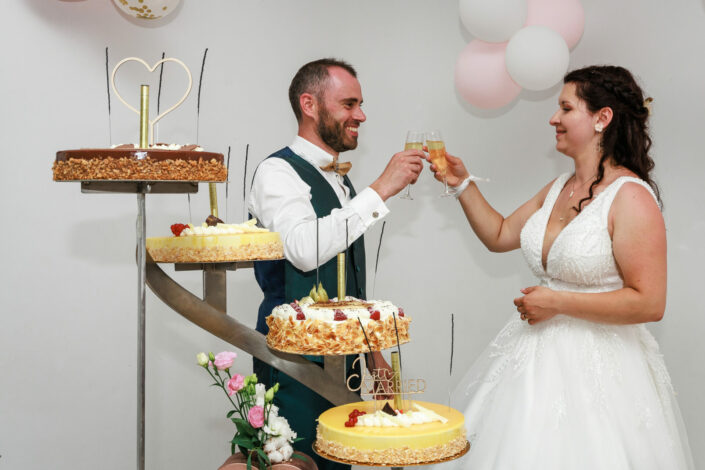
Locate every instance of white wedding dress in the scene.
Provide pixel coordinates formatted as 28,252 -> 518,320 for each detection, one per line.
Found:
446,174 -> 694,469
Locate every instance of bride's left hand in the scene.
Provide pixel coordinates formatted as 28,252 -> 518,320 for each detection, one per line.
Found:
514,286 -> 560,325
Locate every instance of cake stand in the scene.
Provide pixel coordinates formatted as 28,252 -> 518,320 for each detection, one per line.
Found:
70,180 -> 359,470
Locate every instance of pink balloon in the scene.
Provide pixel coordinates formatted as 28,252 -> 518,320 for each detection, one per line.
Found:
454,40 -> 521,110
526,0 -> 585,49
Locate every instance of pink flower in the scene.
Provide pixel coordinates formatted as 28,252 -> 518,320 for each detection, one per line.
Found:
227,374 -> 245,396
213,351 -> 237,370
248,405 -> 265,428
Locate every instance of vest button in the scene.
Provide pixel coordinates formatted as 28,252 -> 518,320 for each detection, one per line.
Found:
372,211 -> 379,218
355,266 -> 360,272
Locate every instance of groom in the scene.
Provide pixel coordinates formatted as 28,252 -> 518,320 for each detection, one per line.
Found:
248,58 -> 423,470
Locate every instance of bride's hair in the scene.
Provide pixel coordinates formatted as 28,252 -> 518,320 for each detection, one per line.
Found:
564,65 -> 661,211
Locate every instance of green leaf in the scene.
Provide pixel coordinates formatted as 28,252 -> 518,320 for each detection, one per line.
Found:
255,448 -> 270,470
291,452 -> 308,462
232,418 -> 257,437
226,410 -> 237,418
231,435 -> 254,449
246,451 -> 252,470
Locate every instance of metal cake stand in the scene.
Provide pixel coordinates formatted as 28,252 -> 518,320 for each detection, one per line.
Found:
75,180 -> 359,470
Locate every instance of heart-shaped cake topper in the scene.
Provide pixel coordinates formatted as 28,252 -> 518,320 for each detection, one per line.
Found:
110,57 -> 193,146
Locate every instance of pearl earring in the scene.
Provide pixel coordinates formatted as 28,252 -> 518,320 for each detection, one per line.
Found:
595,123 -> 604,133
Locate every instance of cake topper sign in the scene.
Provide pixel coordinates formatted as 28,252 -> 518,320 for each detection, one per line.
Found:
110,57 -> 193,147
346,355 -> 426,398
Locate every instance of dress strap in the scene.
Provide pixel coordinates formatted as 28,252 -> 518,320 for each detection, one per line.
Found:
601,176 -> 659,207
542,173 -> 572,210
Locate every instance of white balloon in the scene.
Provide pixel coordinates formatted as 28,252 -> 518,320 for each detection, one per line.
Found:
505,26 -> 569,91
112,0 -> 181,20
459,0 -> 528,43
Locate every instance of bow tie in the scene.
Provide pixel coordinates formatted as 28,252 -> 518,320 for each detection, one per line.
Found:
319,160 -> 352,176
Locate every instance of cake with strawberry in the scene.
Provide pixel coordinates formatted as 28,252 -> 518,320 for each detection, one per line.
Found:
315,400 -> 467,465
53,144 -> 226,181
265,285 -> 410,355
146,217 -> 283,263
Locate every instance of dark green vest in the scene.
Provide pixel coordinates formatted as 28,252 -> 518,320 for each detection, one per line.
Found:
254,147 -> 367,334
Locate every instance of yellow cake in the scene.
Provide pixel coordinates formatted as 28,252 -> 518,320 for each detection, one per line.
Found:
147,220 -> 283,263
266,298 -> 410,355
315,400 -> 467,465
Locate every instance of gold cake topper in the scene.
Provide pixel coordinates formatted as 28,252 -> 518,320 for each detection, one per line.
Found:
110,57 -> 193,147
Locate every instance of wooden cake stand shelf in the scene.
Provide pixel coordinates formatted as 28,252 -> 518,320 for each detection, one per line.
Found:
73,181 -> 358,470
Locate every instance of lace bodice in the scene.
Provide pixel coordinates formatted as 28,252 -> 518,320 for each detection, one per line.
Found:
520,173 -> 657,293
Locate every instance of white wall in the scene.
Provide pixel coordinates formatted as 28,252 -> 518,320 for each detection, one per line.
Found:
1,1 -> 703,468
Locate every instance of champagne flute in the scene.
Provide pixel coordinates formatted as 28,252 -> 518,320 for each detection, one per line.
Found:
426,130 -> 452,197
399,131 -> 424,200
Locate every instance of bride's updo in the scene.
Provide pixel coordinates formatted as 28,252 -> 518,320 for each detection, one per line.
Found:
564,65 -> 661,209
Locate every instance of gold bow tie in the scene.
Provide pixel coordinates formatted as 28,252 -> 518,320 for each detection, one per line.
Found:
320,160 -> 352,176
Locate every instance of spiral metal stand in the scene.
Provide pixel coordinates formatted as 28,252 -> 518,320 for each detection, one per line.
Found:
77,180 -> 358,470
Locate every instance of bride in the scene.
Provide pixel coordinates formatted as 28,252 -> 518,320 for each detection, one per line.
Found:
428,65 -> 694,469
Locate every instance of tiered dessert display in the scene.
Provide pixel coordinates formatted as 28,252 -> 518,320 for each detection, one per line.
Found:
266,255 -> 468,467
54,57 -> 360,470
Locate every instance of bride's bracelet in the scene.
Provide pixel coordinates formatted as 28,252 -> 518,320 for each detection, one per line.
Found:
449,174 -> 490,199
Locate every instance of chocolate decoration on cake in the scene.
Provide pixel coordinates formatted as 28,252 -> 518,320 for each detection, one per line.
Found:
205,215 -> 224,226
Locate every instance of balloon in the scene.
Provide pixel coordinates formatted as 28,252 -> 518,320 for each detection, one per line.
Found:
505,26 -> 569,91
526,0 -> 585,49
112,0 -> 181,20
459,0 -> 528,43
455,40 -> 522,109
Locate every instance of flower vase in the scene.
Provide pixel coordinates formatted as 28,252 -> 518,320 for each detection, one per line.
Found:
218,452 -> 318,470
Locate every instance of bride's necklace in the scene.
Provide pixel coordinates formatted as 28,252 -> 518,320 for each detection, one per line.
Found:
560,174 -> 597,222
567,174 -> 597,198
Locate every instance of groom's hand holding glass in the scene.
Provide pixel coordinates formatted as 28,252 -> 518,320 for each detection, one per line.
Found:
369,148 -> 425,201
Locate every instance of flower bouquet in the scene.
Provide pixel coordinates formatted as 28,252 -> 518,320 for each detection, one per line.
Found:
197,351 -> 303,470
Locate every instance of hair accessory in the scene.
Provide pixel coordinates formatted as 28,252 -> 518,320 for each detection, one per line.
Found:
594,123 -> 604,133
643,97 -> 653,116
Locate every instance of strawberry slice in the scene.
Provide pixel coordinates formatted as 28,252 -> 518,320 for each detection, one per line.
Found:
370,310 -> 381,321
296,312 -> 305,320
398,307 -> 405,317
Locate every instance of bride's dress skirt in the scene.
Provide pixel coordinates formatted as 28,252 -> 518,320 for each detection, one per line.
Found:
447,314 -> 694,469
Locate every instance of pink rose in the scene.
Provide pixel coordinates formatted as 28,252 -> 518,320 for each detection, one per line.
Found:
248,405 -> 265,428
227,374 -> 245,396
213,351 -> 237,370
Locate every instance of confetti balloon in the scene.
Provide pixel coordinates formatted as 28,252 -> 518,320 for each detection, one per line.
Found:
112,0 -> 181,20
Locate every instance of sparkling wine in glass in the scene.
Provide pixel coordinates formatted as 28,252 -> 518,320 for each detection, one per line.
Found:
399,131 -> 424,200
426,130 -> 452,197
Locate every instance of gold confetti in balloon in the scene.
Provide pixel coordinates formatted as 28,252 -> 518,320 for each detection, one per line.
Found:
112,0 -> 181,20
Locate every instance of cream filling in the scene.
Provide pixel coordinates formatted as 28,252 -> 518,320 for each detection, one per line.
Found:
356,404 -> 448,428
270,297 -> 402,326
181,219 -> 270,236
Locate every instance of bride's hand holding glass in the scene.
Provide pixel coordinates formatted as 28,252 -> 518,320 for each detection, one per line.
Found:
426,150 -> 470,188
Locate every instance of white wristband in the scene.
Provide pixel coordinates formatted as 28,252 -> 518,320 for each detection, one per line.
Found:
449,174 -> 490,199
